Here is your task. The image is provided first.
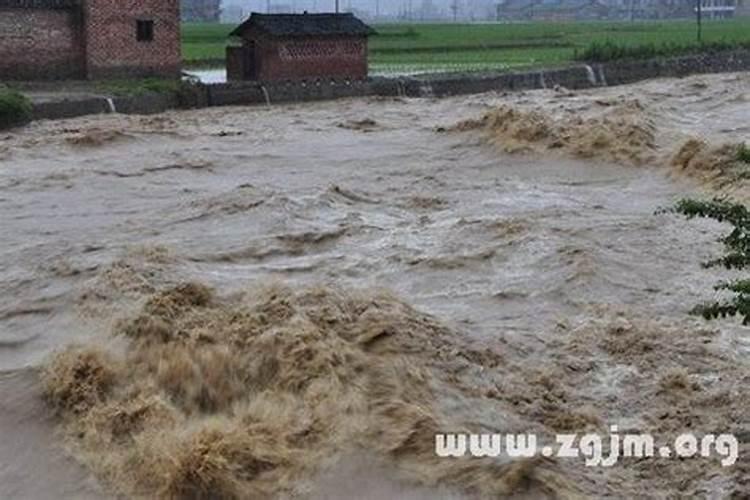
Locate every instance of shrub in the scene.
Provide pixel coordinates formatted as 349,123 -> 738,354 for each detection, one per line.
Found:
0,89 -> 32,130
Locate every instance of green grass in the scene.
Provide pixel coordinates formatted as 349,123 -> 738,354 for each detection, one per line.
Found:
183,22 -> 236,65
0,89 -> 32,129
577,38 -> 750,62
182,18 -> 750,73
95,78 -> 187,97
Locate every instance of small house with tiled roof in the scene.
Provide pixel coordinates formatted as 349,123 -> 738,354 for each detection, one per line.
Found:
226,12 -> 375,82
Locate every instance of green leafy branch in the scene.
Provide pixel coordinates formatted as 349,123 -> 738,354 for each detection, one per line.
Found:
664,197 -> 750,324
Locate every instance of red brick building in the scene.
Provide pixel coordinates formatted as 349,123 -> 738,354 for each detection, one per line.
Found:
0,0 -> 181,80
227,13 -> 375,82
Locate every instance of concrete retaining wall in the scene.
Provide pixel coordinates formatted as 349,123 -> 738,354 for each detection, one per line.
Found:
596,50 -> 750,86
395,50 -> 750,97
32,97 -> 110,121
31,92 -> 180,121
111,93 -> 180,114
30,49 -> 750,122
205,78 -> 374,107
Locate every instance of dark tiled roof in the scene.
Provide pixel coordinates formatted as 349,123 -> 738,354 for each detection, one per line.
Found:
230,13 -> 375,38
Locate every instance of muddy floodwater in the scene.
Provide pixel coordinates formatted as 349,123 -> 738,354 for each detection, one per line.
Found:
1,72 -> 750,499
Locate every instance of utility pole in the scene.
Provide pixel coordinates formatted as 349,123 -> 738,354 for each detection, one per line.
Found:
335,0 -> 339,12
696,0 -> 703,43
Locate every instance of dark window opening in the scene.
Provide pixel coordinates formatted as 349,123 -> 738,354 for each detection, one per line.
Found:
136,20 -> 154,42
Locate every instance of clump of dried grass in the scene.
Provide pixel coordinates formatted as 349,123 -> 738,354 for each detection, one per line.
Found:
449,103 -> 657,165
143,282 -> 213,318
658,368 -> 700,395
42,346 -> 117,415
44,282 -> 573,499
670,139 -> 750,188
65,128 -> 131,147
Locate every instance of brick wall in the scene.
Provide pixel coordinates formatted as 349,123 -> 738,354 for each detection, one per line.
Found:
82,0 -> 181,79
0,7 -> 85,80
226,46 -> 248,81
254,34 -> 368,82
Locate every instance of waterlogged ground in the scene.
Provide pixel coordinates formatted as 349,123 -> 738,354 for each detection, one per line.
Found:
186,61 -> 519,83
1,72 -> 750,499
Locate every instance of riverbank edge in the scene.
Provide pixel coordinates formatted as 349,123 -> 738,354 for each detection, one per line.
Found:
28,49 -> 750,122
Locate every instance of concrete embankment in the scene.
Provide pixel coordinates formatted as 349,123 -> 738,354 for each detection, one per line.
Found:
29,49 -> 750,121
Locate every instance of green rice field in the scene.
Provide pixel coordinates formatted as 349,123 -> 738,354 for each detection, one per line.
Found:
182,18 -> 750,74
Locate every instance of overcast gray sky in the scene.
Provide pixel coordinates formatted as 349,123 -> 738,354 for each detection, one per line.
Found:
223,0 -> 500,20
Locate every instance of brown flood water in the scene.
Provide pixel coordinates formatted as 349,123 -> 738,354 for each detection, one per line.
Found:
1,72 -> 749,499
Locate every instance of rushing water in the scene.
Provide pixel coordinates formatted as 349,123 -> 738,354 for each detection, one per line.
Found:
1,72 -> 749,498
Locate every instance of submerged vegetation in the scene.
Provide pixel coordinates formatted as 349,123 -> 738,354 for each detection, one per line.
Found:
0,89 -> 32,130
669,198 -> 750,324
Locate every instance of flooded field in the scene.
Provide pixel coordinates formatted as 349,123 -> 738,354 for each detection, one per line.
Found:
1,72 -> 750,498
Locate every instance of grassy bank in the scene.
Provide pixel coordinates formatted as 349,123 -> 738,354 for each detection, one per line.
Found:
577,38 -> 750,62
95,78 -> 188,97
183,18 -> 750,73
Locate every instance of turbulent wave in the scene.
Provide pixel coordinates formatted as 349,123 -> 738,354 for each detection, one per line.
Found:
449,102 -> 657,166
42,282 -> 575,499
670,139 -> 750,194
4,72 -> 750,499
42,279 -> 750,499
65,128 -> 134,148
